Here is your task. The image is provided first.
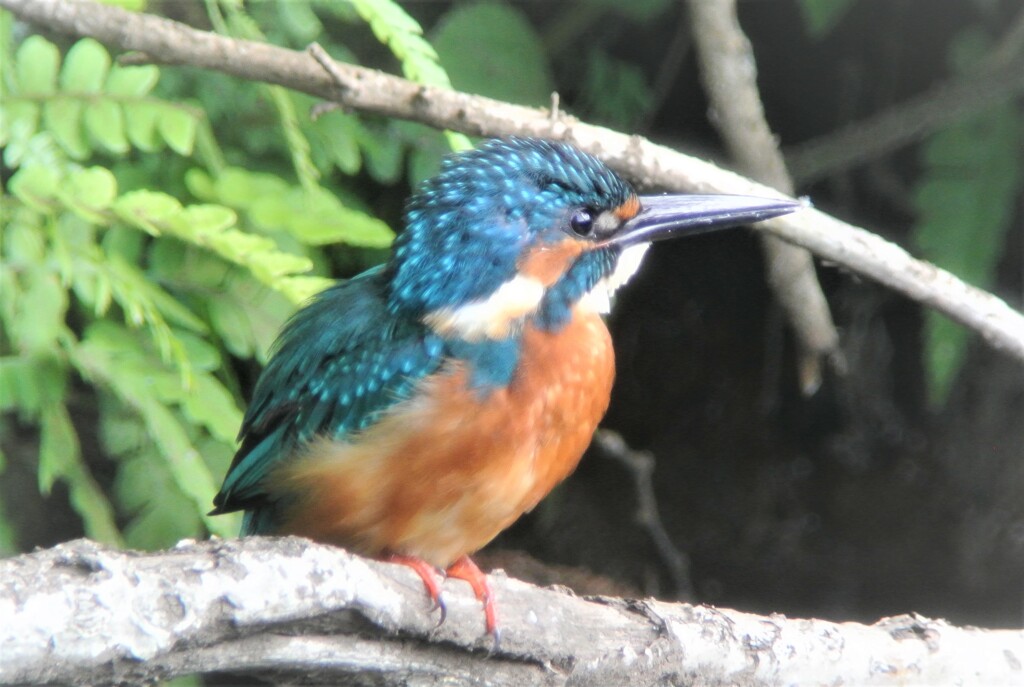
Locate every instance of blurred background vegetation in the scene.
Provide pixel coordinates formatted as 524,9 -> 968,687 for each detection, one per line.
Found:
1,0 -> 1021,635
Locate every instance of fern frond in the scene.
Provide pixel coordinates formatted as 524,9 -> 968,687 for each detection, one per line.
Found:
69,322 -> 238,539
349,0 -> 471,151
3,36 -> 207,164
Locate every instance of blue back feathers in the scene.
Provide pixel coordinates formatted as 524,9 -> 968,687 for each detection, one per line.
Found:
213,267 -> 445,515
213,138 -> 639,527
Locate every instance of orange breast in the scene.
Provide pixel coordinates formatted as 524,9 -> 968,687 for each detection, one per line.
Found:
267,307 -> 615,567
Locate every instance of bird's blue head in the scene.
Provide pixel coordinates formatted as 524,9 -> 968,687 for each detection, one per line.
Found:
387,137 -> 798,338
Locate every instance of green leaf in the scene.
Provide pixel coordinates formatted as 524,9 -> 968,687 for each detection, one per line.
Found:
123,101 -> 164,151
101,224 -> 146,263
10,268 -> 68,353
107,407 -> 203,549
97,0 -> 147,10
63,166 -> 118,221
44,97 -> 90,159
798,0 -> 855,39
350,0 -> 470,152
14,35 -> 60,96
400,123 -> 449,186
287,200 -> 394,248
60,39 -> 111,94
277,0 -> 323,43
0,480 -> 15,555
35,391 -> 124,544
0,356 -> 63,417
158,106 -> 197,155
207,295 -> 259,359
359,126 -> 404,184
104,64 -> 159,97
175,331 -> 221,371
174,204 -> 237,237
212,167 -> 289,208
84,100 -> 130,154
277,275 -> 333,305
432,2 -> 553,106
0,100 -> 41,148
267,187 -> 394,248
182,374 -> 243,443
106,256 -> 208,333
183,168 -> 216,201
2,217 -> 46,262
311,110 -> 362,175
72,324 -> 228,536
113,189 -> 183,234
913,102 -> 1022,405
38,398 -> 76,494
579,49 -> 651,129
8,164 -> 60,211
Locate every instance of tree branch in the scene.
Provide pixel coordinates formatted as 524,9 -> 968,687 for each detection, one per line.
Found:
594,430 -> 693,600
687,0 -> 841,394
3,538 -> 1022,686
785,53 -> 1024,184
3,0 -> 1023,364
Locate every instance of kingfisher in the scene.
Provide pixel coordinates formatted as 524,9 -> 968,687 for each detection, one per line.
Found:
211,137 -> 799,637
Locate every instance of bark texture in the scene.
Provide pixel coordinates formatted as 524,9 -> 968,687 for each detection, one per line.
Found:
2,538 -> 1022,686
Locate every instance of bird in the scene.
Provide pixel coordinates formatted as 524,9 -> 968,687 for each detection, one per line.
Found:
210,137 -> 800,638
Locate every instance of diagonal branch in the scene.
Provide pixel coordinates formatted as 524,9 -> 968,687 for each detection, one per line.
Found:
785,55 -> 1024,184
3,0 -> 1023,364
3,538 -> 1022,686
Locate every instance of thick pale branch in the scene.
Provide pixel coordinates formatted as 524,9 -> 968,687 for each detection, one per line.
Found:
3,0 -> 1023,363
2,538 -> 1022,686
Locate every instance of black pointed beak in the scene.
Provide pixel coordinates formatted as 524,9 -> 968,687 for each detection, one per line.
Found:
608,194 -> 803,247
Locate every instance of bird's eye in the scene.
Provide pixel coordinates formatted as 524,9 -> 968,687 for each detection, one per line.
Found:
569,209 -> 594,237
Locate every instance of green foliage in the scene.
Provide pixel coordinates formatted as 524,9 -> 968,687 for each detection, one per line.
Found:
4,37 -> 198,162
349,0 -> 472,179
97,0 -> 148,9
433,2 -> 553,107
798,0 -> 855,38
0,17 -> 433,550
578,49 -> 652,130
0,0 -> 492,552
911,30 -> 1023,406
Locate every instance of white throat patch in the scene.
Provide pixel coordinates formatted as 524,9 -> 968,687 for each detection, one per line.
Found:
424,243 -> 652,338
423,275 -> 545,341
581,243 -> 651,314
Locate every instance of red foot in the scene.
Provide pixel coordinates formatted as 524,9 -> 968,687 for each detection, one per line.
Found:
445,555 -> 498,637
387,553 -> 446,625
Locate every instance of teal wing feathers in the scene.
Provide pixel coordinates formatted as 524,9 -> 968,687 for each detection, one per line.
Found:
211,266 -> 445,526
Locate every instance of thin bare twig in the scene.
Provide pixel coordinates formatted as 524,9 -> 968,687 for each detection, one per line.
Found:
3,0 -> 1023,363
635,6 -> 692,133
785,56 -> 1024,184
594,430 -> 694,600
687,0 -> 842,394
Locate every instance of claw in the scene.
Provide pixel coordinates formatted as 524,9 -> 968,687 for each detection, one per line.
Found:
387,553 -> 447,626
445,555 -> 499,644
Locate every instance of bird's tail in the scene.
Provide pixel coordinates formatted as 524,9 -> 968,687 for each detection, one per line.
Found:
241,506 -> 279,536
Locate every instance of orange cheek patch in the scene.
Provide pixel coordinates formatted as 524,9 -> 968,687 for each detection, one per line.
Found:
613,194 -> 641,221
517,239 -> 588,286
